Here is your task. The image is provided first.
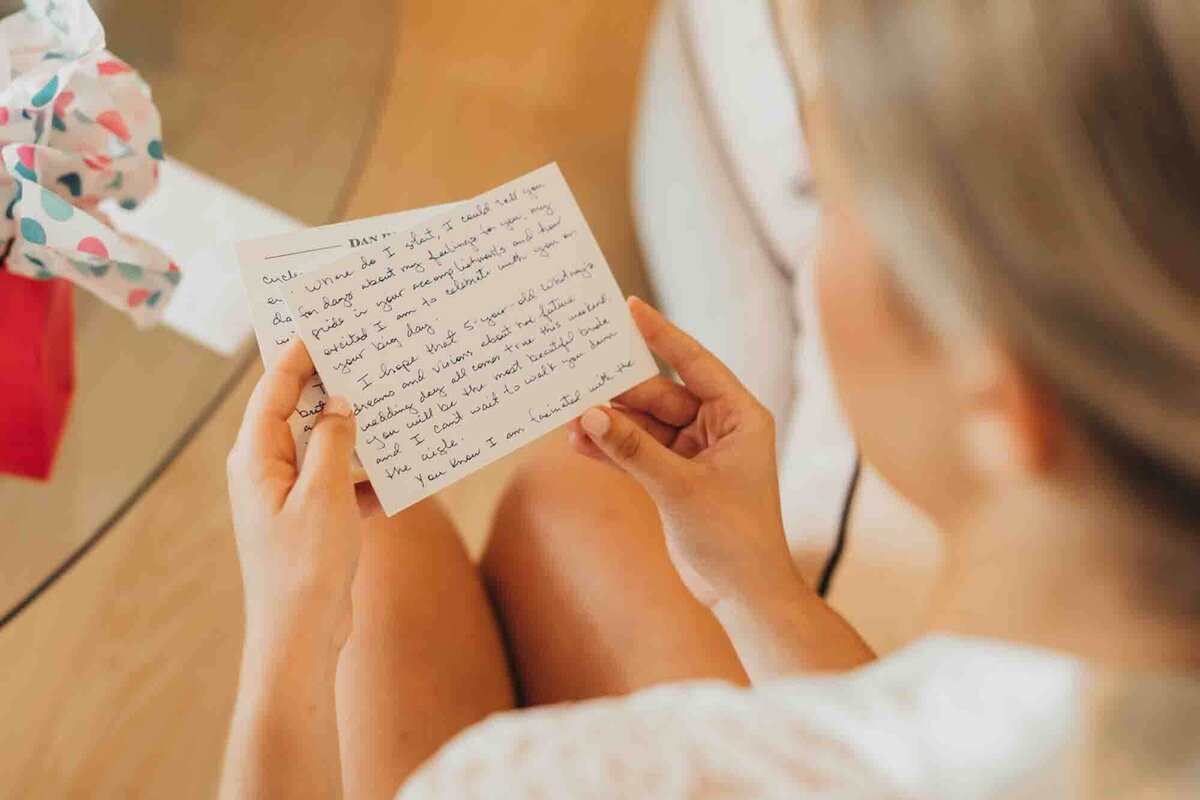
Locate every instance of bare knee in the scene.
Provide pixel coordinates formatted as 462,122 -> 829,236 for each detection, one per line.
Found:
482,431 -> 659,584
362,496 -> 457,545
479,431 -> 746,703
353,496 -> 476,620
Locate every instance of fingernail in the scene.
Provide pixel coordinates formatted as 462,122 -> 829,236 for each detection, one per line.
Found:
580,407 -> 610,437
324,395 -> 353,418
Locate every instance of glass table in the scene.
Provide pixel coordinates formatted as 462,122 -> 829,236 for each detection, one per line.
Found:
0,0 -> 394,621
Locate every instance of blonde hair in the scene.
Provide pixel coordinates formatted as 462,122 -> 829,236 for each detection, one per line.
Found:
780,0 -> 1200,515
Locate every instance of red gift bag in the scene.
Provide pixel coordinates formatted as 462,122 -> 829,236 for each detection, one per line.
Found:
0,268 -> 75,480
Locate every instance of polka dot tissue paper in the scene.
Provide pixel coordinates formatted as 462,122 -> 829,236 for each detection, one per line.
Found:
0,0 -> 176,328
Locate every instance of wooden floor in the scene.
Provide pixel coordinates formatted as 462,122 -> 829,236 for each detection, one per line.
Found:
0,0 -> 395,622
0,2 -> 659,797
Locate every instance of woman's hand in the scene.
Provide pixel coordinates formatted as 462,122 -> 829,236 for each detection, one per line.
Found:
221,337 -> 371,800
571,298 -> 873,675
570,297 -> 792,608
226,337 -> 364,655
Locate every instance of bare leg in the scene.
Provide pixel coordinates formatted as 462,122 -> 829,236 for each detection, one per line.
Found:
483,431 -> 748,706
336,498 -> 515,800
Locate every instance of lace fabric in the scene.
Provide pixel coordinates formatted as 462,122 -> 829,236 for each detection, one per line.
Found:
399,637 -> 1200,799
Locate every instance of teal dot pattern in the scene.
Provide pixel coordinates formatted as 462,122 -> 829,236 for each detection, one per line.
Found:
19,217 -> 46,245
30,75 -> 59,108
40,188 -> 74,221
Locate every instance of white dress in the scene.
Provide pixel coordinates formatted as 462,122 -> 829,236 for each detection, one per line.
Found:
398,636 -> 1200,799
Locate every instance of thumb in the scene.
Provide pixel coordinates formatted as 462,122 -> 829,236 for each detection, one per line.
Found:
579,406 -> 689,499
296,395 -> 356,495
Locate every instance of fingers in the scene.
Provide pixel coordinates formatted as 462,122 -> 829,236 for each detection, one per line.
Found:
238,338 -> 316,448
577,406 -> 691,499
252,337 -> 317,420
569,405 -> 679,463
612,375 -> 700,427
293,395 -> 357,499
613,405 -> 681,448
671,423 -> 708,459
628,297 -> 746,402
567,426 -> 605,461
355,483 -> 383,517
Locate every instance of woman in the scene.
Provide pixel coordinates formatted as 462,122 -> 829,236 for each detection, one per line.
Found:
220,1 -> 1200,797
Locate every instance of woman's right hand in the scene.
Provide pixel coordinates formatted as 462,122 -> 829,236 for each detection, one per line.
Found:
570,298 -> 797,610
572,298 -> 873,676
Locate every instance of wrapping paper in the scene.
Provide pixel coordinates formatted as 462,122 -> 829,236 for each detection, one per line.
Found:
0,0 -> 175,326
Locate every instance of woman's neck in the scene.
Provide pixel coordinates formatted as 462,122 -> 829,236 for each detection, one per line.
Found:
927,481 -> 1200,671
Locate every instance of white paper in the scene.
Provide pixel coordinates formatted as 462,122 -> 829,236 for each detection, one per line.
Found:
235,203 -> 455,467
283,163 -> 657,515
109,159 -> 301,355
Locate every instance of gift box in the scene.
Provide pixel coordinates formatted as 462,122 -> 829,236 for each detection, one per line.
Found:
0,268 -> 74,480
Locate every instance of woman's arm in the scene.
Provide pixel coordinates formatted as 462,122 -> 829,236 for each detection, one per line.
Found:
220,628 -> 343,800
710,571 -> 873,679
219,339 -> 365,800
571,298 -> 873,681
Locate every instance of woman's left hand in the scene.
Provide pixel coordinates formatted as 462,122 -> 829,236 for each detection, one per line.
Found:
226,337 -> 366,656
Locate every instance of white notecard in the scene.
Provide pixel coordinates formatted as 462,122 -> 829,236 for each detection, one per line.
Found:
283,163 -> 657,515
235,204 -> 455,468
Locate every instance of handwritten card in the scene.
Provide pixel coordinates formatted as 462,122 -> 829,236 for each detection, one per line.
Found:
235,204 -> 454,471
283,163 -> 657,515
